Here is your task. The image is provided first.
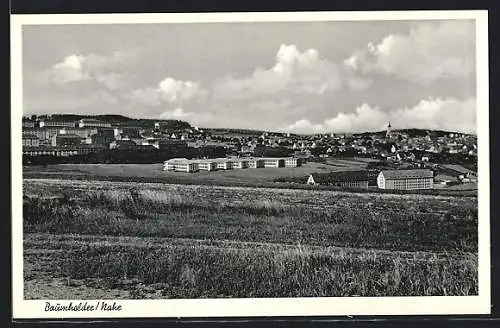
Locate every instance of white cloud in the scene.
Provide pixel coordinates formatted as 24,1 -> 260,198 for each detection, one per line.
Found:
50,55 -> 91,84
284,97 -> 476,134
95,72 -> 131,90
130,88 -> 161,107
131,77 -> 207,106
284,119 -> 325,135
48,50 -> 134,89
323,103 -> 388,133
158,107 -> 214,126
344,21 -> 475,84
158,78 -> 206,102
159,107 -> 192,119
213,44 -> 343,99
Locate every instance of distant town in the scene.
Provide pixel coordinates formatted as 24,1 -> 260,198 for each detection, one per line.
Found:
22,113 -> 478,191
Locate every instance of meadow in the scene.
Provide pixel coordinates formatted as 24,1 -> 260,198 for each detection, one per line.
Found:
23,159 -> 477,196
23,178 -> 478,299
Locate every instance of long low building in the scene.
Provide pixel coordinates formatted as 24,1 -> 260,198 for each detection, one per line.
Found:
307,171 -> 370,189
23,145 -> 105,156
163,157 -> 301,172
377,169 -> 434,190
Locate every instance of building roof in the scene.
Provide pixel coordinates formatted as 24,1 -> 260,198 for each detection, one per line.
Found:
41,120 -> 74,124
441,164 -> 476,175
165,158 -> 191,164
165,157 -> 293,164
434,174 -> 457,182
380,169 -> 433,179
309,171 -> 370,183
79,118 -> 102,123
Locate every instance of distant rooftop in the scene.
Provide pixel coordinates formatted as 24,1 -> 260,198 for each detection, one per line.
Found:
380,169 -> 433,179
310,171 -> 370,183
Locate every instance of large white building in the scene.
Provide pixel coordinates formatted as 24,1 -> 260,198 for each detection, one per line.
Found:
163,156 -> 300,173
163,158 -> 198,172
377,169 -> 434,190
39,120 -> 75,128
78,119 -> 112,128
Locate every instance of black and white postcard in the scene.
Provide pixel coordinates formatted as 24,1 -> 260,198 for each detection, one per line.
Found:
10,10 -> 490,318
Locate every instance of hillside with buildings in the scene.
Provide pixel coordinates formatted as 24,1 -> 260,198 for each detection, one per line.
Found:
21,114 -> 478,192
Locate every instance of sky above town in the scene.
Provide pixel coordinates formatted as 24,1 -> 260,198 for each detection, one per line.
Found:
22,19 -> 477,134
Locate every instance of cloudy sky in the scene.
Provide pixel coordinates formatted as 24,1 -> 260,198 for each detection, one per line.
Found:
22,19 -> 476,134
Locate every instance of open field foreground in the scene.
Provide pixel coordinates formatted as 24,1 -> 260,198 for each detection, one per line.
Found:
22,159 -> 372,184
22,161 -> 478,196
23,178 -> 478,299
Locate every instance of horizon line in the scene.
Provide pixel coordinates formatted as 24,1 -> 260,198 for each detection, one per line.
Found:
22,112 -> 477,136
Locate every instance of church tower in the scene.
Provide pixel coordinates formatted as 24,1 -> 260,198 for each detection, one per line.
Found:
386,122 -> 392,138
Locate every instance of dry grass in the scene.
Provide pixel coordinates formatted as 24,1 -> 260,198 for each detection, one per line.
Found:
25,234 -> 478,298
23,179 -> 478,298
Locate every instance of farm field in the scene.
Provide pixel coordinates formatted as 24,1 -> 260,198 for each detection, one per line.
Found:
23,178 -> 478,299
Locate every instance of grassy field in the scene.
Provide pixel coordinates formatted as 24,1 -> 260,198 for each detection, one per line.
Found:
22,158 -> 374,184
23,178 -> 478,299
22,158 -> 477,196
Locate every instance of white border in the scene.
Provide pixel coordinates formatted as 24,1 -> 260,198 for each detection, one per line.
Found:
11,10 -> 490,319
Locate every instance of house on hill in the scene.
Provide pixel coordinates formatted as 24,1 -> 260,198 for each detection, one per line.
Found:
307,171 -> 369,189
377,169 -> 434,190
78,118 -> 112,128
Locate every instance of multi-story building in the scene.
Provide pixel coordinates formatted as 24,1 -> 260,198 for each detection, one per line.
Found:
78,119 -> 112,128
39,120 -> 76,128
231,158 -> 249,169
91,129 -> 116,147
23,145 -> 104,157
163,158 -> 198,172
164,156 -> 305,173
22,134 -> 40,147
22,120 -> 35,128
377,169 -> 434,190
23,128 -> 60,143
263,158 -> 285,168
195,160 -> 217,171
51,134 -> 82,147
58,127 -> 98,139
247,158 -> 264,168
215,159 -> 232,170
284,157 -> 300,168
